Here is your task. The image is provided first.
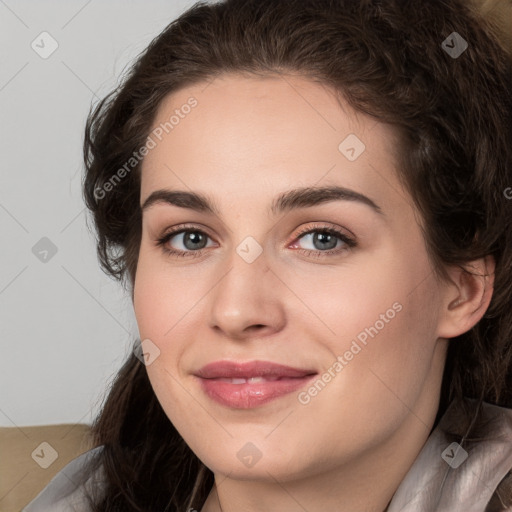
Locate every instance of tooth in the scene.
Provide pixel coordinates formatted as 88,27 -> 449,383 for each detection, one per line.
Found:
217,377 -> 275,384
247,377 -> 265,383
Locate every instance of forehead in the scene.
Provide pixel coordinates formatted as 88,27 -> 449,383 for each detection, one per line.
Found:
140,73 -> 404,213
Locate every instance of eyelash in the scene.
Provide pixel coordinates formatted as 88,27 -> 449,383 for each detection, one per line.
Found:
155,223 -> 357,259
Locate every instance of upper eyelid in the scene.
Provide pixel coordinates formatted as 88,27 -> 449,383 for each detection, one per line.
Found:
161,222 -> 350,236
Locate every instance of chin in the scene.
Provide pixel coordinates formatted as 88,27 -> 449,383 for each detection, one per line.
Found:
194,436 -> 314,482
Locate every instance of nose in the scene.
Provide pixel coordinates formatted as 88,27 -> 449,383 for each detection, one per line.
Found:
207,247 -> 286,341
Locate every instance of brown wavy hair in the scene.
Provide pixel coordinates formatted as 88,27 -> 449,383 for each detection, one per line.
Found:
81,0 -> 512,510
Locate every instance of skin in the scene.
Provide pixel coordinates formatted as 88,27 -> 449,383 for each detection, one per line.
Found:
133,73 -> 494,512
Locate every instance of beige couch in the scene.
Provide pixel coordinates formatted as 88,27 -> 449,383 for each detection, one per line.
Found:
0,424 -> 93,512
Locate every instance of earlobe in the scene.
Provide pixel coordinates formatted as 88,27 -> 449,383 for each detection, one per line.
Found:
436,255 -> 495,339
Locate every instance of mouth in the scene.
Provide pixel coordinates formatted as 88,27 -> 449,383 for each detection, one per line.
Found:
194,360 -> 318,409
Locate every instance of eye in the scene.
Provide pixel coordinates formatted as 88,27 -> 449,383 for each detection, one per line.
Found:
155,222 -> 356,259
291,224 -> 356,258
155,224 -> 216,258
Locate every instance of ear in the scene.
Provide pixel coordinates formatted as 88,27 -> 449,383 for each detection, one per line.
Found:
436,255 -> 495,339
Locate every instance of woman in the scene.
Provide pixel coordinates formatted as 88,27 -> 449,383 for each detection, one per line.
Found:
24,0 -> 512,510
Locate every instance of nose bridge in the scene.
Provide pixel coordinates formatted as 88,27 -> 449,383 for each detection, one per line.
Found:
207,238 -> 285,337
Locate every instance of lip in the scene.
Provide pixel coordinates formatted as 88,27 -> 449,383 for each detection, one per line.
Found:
195,360 -> 317,409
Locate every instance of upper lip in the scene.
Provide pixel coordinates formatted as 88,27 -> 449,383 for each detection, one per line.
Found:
195,360 -> 317,379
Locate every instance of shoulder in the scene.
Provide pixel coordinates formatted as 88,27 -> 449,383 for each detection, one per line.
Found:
388,399 -> 512,512
23,445 -> 105,512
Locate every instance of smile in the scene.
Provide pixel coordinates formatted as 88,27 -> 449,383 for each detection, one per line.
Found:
194,360 -> 317,409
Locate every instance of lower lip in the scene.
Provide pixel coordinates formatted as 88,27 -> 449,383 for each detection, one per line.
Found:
197,375 -> 316,409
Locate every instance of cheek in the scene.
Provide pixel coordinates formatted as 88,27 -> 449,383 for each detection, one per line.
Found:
307,255 -> 441,435
132,249 -> 212,409
295,243 -> 440,392
290,240 -> 438,354
132,253 -> 207,447
133,247 -> 202,346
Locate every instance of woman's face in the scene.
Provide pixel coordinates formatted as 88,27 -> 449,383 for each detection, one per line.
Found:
134,74 -> 449,483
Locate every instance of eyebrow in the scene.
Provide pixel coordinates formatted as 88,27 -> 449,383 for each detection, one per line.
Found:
141,185 -> 383,216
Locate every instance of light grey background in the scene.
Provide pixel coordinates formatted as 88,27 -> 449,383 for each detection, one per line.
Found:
0,0 -> 199,427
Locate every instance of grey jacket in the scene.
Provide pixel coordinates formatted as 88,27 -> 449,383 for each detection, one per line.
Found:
24,399 -> 512,512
